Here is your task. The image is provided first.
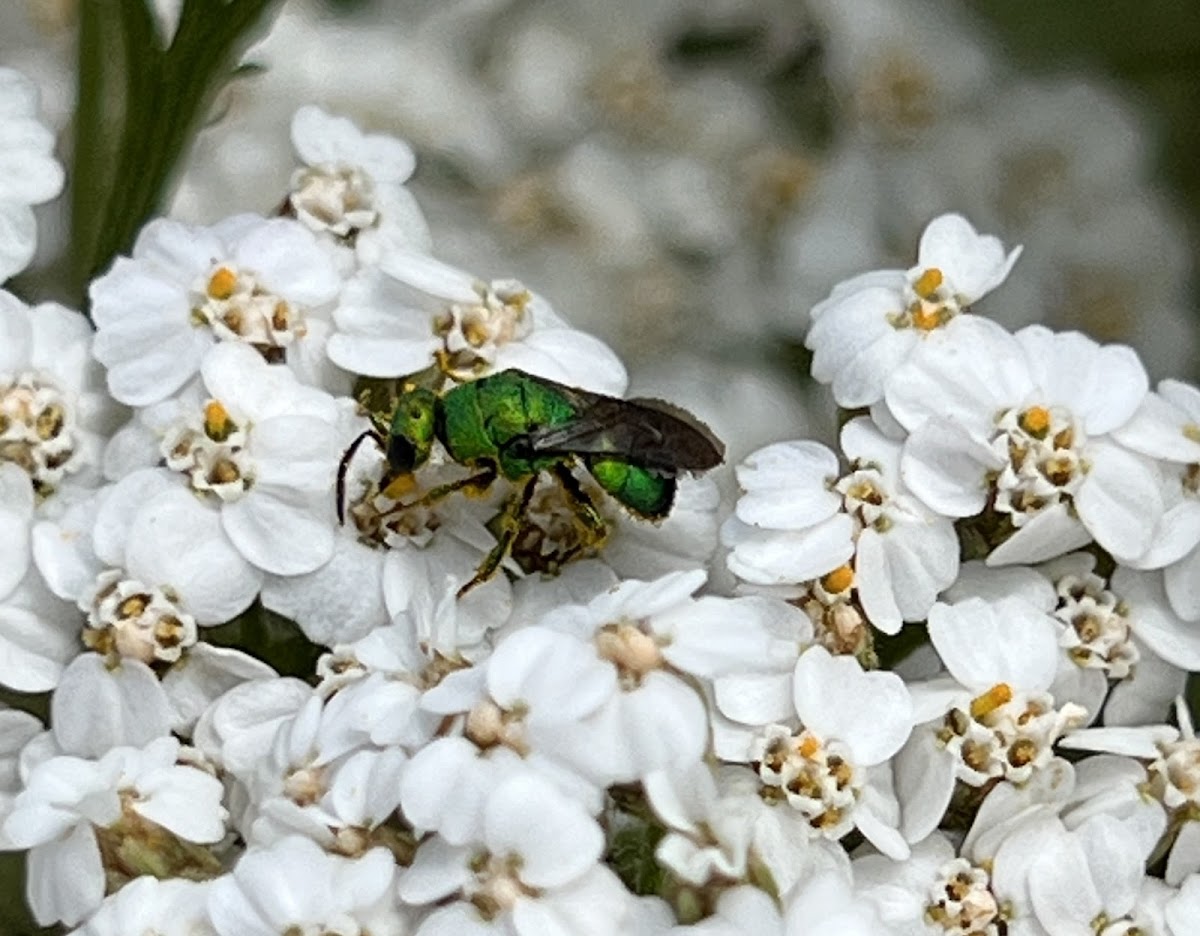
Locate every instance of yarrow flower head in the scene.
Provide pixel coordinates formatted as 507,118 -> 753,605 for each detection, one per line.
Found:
723,417 -> 959,637
888,317 -> 1158,565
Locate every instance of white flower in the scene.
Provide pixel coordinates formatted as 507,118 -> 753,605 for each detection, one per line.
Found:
724,418 -> 959,635
69,877 -> 214,936
0,462 -> 81,693
399,770 -> 630,936
120,343 -> 342,576
0,68 -> 64,282
259,399 -> 389,646
288,104 -> 432,266
532,569 -> 739,782
89,214 -> 343,405
947,557 -> 1193,728
855,821 -> 1061,936
326,255 -> 627,394
742,645 -> 914,859
208,836 -> 407,936
1112,378 -> 1200,620
644,762 -> 755,887
236,691 -> 408,854
888,316 -> 1158,564
3,736 -> 227,927
33,475 -> 274,738
1028,814 -> 1159,936
805,213 -> 1021,408
894,596 -> 1088,844
0,290 -> 117,498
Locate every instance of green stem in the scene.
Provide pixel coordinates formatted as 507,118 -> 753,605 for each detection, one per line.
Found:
69,0 -> 282,309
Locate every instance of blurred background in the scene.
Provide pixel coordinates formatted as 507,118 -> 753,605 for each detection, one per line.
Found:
5,0 -> 1200,463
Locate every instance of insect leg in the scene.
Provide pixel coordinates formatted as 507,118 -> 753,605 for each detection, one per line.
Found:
458,475 -> 538,599
337,429 -> 385,525
399,464 -> 498,510
551,463 -> 608,548
549,463 -> 610,566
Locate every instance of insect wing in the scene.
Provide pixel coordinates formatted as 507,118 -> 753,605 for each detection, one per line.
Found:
520,396 -> 724,472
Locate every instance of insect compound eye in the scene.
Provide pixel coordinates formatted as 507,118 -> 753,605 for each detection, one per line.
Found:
387,434 -> 419,473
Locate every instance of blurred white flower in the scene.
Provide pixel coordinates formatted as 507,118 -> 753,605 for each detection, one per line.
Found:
69,876 -> 213,936
0,67 -> 64,281
89,214 -> 343,405
288,104 -> 431,267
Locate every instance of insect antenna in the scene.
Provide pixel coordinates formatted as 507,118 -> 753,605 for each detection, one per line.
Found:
337,429 -> 385,525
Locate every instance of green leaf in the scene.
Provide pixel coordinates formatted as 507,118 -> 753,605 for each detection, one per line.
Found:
204,600 -> 323,679
608,820 -> 668,897
70,0 -> 283,307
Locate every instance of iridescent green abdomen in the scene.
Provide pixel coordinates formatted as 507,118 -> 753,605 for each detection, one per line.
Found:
439,371 -> 580,479
586,457 -> 675,518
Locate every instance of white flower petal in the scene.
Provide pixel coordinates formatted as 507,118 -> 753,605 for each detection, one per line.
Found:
50,656 -> 170,758
793,646 -> 912,765
484,772 -> 602,889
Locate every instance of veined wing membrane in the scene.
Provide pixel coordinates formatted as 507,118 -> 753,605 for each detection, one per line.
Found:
514,396 -> 725,472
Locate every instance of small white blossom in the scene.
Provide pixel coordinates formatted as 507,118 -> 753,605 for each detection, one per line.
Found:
895,596 -> 1088,844
399,770 -> 630,936
743,645 -> 914,859
0,290 -> 117,498
806,213 -> 1021,408
326,255 -> 627,394
90,214 -> 343,405
69,877 -> 214,936
208,836 -> 407,936
888,317 -> 1158,564
117,343 -> 343,576
3,736 -> 227,927
0,68 -> 64,281
724,417 -> 959,635
289,104 -> 431,266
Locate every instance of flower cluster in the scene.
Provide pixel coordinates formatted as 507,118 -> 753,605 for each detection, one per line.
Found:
1,41 -> 1200,936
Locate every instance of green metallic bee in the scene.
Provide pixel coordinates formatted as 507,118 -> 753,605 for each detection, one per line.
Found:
338,369 -> 724,595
